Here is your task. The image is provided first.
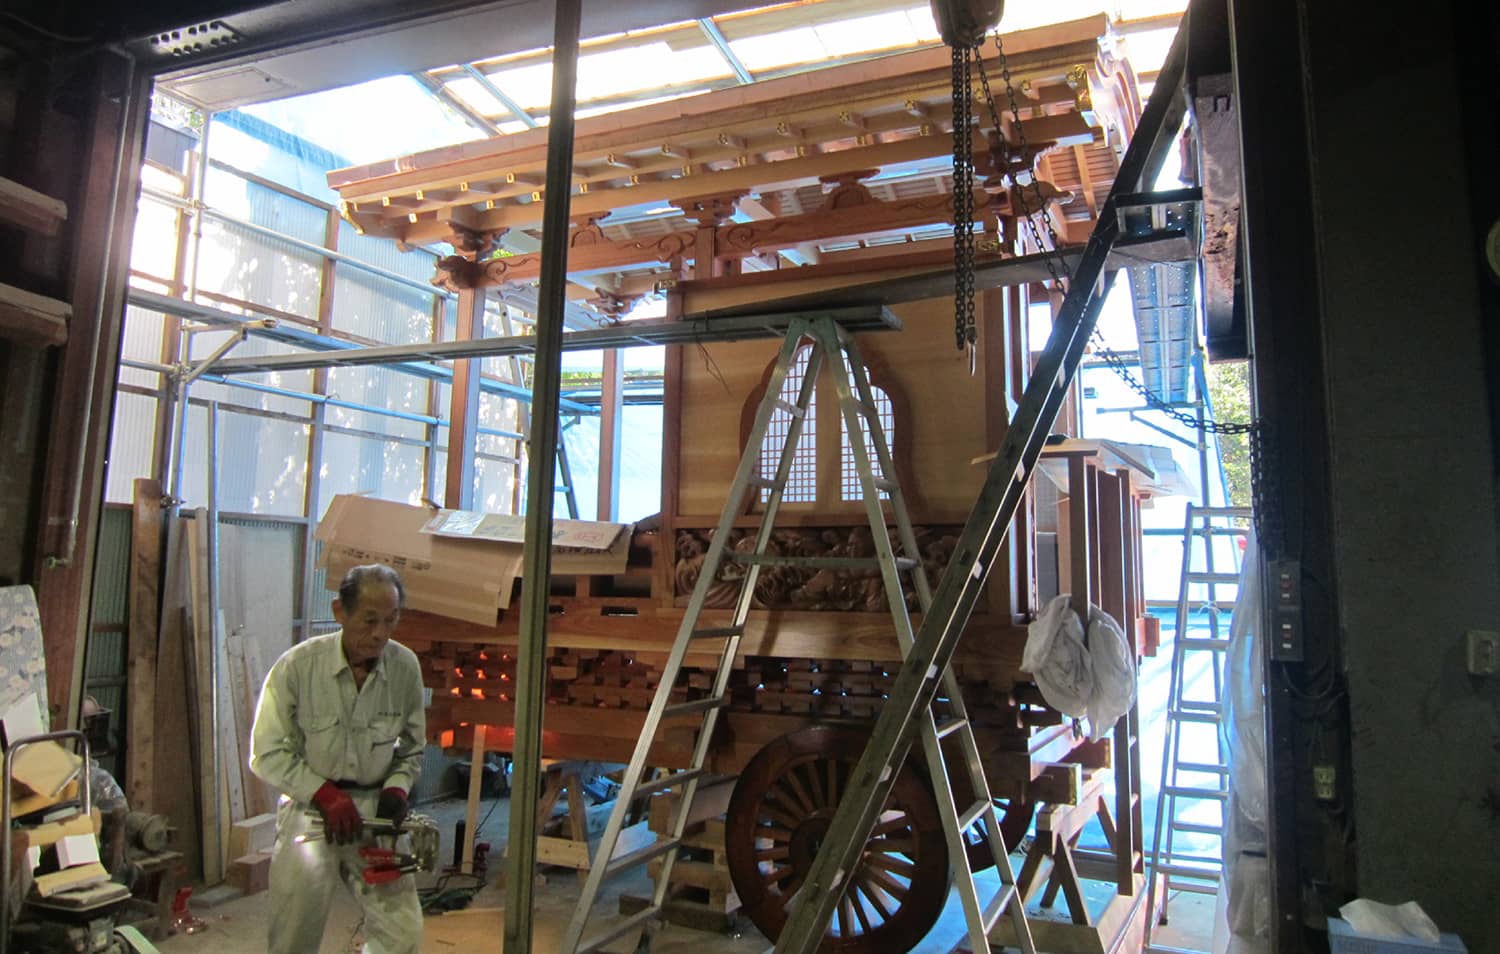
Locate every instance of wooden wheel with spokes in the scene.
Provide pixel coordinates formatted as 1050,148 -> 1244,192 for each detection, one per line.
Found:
725,726 -> 950,953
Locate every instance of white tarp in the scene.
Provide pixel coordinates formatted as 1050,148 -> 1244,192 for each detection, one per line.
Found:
1022,594 -> 1137,741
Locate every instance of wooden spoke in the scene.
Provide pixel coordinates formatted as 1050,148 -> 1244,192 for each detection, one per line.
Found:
864,853 -> 916,877
805,759 -> 827,808
726,726 -> 949,953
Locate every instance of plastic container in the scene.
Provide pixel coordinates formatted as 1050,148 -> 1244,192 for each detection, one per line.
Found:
1328,919 -> 1468,954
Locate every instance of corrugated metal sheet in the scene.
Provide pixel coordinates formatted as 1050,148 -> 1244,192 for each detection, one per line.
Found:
104,392 -> 159,504
222,515 -> 307,619
91,507 -> 132,627
1124,195 -> 1200,406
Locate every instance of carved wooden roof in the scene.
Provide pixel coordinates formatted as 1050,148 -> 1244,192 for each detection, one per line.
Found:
326,14 -> 1143,306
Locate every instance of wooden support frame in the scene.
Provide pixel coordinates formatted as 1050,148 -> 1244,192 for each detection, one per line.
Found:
446,288 -> 485,509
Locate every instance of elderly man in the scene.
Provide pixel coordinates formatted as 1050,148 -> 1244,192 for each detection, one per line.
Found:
250,563 -> 426,954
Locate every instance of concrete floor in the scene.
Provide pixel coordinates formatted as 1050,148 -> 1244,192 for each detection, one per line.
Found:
153,619 -> 1222,953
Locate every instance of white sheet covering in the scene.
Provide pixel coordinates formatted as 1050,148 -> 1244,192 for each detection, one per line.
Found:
1022,594 -> 1137,741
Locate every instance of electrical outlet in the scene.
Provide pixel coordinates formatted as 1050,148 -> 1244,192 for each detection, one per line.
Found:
1313,764 -> 1336,801
1468,630 -> 1499,676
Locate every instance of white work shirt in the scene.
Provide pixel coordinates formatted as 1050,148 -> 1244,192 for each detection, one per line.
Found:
249,632 -> 426,803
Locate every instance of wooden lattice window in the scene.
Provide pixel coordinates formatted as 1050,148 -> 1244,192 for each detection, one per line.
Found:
841,380 -> 894,501
759,344 -> 817,502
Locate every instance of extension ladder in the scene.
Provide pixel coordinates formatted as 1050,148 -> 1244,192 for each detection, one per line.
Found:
769,22 -> 1193,953
1145,504 -> 1249,948
558,314 -> 1035,954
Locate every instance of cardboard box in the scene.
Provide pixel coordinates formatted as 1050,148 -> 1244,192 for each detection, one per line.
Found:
316,495 -> 633,625
228,813 -> 277,860
227,852 -> 271,895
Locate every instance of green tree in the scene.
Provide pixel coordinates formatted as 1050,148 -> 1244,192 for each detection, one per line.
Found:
1205,360 -> 1253,507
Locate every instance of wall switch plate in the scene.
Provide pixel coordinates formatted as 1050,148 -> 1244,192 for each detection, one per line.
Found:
1467,630 -> 1499,676
1267,558 -> 1302,661
1313,764 -> 1336,801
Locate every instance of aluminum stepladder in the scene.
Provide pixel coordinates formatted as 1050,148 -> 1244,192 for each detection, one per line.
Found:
495,303 -> 581,519
559,313 -> 1034,954
770,19 -> 1193,953
1145,504 -> 1250,949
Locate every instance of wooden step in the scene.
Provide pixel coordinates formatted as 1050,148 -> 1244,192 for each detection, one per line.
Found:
0,281 -> 70,348
0,176 -> 68,237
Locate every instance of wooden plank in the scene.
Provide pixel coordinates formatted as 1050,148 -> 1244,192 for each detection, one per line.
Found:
460,726 -> 485,874
1067,455 -> 1091,620
227,813 -> 276,860
127,479 -> 162,811
152,520 -> 201,879
184,512 -> 223,883
0,281 -> 70,347
0,175 -> 68,236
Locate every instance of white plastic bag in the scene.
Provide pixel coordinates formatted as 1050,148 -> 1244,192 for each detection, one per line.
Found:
1083,605 -> 1136,742
1022,594 -> 1091,717
1021,595 -> 1136,740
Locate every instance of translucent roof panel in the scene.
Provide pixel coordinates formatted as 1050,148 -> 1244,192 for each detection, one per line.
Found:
725,6 -> 936,74
239,75 -> 485,165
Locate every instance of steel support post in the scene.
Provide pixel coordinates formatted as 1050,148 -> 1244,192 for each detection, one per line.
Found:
772,23 -> 1188,952
502,0 -> 581,949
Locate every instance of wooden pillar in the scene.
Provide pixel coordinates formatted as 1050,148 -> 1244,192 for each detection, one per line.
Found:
32,53 -> 151,726
1067,454 -> 1091,614
445,287 -> 485,509
596,349 -> 623,520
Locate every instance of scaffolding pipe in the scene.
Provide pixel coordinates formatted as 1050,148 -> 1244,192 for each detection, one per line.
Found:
504,0 -> 580,948
142,183 -> 456,301
121,358 -> 532,440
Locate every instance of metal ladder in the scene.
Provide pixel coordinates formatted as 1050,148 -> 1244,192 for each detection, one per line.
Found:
497,302 -> 580,518
769,21 -> 1192,953
559,314 -> 1035,954
1145,504 -> 1249,947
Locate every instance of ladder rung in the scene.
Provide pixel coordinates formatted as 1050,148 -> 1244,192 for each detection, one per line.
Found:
603,836 -> 680,878
1178,637 -> 1231,650
1156,862 -> 1223,882
1187,572 -> 1240,584
690,625 -> 745,641
932,717 -> 968,740
872,477 -> 900,494
956,799 -> 991,832
577,904 -> 661,953
981,884 -> 1017,933
633,768 -> 706,799
749,475 -> 783,492
773,398 -> 805,418
1171,820 -> 1225,836
843,397 -> 879,419
662,697 -> 728,718
724,553 -> 919,571
1169,709 -> 1221,724
1163,785 -> 1228,802
1179,700 -> 1223,714
1166,851 -> 1226,867
1176,761 -> 1230,776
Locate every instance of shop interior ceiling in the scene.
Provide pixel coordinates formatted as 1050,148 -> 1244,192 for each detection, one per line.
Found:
121,0 -> 772,110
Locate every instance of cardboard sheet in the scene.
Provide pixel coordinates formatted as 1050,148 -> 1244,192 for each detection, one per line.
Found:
316,495 -> 634,625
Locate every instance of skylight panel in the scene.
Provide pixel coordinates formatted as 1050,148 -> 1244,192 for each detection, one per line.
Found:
728,26 -> 828,73
575,41 -> 731,102
811,10 -> 920,57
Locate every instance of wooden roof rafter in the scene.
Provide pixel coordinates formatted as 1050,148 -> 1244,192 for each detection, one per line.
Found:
329,16 -> 1133,245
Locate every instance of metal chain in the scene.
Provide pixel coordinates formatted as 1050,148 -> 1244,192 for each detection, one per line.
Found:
972,32 -> 1256,437
951,43 -> 979,356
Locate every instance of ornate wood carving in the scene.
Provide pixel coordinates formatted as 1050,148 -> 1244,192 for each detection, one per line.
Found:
673,525 -> 964,611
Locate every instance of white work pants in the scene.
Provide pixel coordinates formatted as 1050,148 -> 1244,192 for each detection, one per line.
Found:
268,794 -> 422,954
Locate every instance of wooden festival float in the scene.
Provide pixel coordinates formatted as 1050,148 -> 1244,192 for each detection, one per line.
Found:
321,15 -> 1179,952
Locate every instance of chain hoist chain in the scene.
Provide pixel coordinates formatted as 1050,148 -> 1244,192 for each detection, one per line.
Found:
951,44 -> 979,356
973,32 -> 1255,438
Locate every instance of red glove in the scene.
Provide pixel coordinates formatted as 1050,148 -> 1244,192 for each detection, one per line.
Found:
376,787 -> 409,828
312,781 -> 363,844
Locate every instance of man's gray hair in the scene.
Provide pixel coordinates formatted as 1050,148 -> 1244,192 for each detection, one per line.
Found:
338,564 -> 407,610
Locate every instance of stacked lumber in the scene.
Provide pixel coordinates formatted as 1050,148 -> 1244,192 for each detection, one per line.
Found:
137,504 -> 293,885
622,778 -> 740,930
